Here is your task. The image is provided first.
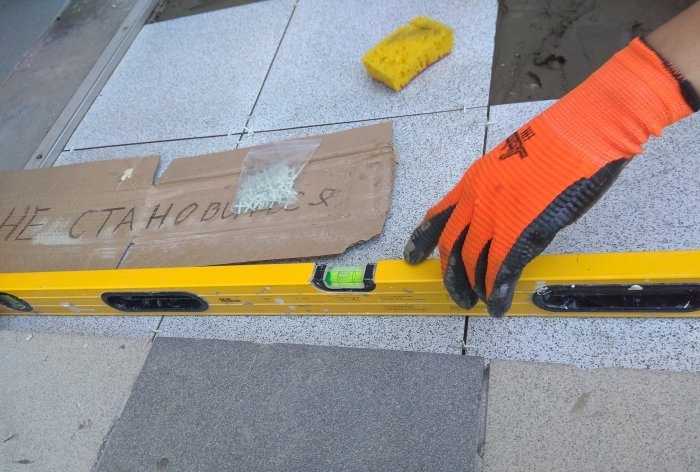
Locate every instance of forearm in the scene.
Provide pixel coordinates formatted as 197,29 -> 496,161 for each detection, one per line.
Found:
647,1 -> 700,92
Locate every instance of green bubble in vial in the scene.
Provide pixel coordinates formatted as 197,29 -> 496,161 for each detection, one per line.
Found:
324,266 -> 366,289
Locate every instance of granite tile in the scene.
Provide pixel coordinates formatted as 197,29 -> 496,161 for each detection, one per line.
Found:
467,317 -> 700,371
66,0 -> 295,149
486,100 -> 700,253
158,316 -> 466,354
466,101 -> 700,372
241,108 -> 486,264
158,109 -> 486,352
250,0 -> 496,130
57,133 -> 242,180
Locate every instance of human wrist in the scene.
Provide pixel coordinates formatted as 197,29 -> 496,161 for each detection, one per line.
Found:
647,1 -> 700,98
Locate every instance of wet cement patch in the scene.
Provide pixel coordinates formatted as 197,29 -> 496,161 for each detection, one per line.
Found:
489,0 -> 695,105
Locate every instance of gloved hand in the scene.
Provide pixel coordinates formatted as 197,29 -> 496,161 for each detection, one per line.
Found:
405,38 -> 698,317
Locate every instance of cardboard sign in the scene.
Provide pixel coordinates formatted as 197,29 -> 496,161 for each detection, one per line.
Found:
0,122 -> 395,272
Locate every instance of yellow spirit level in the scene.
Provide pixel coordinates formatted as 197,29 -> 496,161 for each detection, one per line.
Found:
0,251 -> 698,317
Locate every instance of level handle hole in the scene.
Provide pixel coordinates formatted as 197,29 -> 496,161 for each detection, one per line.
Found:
102,292 -> 208,312
532,284 -> 699,312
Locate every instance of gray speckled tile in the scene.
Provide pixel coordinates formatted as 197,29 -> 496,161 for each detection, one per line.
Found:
66,0 -> 295,150
56,134 -> 242,180
157,316 -> 465,354
468,101 -> 700,372
467,317 -> 700,372
157,110 -> 485,352
0,316 -> 161,338
249,0 -> 496,130
486,100 -> 700,253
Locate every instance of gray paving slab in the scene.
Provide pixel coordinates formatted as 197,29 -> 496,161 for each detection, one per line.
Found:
483,360 -> 700,472
66,0 -> 295,150
249,0 -> 496,131
0,0 -> 68,86
466,100 -> 700,372
157,108 -> 486,351
0,316 -> 161,339
94,337 -> 486,472
0,330 -> 151,472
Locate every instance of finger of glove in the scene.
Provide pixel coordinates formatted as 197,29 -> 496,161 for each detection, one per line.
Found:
439,202 -> 478,309
486,158 -> 629,317
443,227 -> 479,309
404,184 -> 463,265
404,205 -> 455,265
461,209 -> 494,302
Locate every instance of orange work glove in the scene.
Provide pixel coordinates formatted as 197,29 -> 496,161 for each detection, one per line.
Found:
405,38 -> 698,317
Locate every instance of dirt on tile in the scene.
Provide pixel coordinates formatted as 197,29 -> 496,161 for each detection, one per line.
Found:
490,0 -> 696,105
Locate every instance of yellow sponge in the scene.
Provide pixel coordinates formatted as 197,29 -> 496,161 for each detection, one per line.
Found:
362,17 -> 454,92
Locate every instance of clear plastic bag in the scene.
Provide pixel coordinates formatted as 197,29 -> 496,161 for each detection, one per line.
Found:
232,139 -> 321,214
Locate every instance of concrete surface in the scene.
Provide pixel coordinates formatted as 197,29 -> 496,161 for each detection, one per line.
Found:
0,0 -> 141,170
489,0 -> 695,105
483,360 -> 700,472
0,315 -> 162,339
0,0 -> 68,86
93,337 -> 487,471
0,330 -> 151,472
66,0 -> 295,150
249,0 -> 496,131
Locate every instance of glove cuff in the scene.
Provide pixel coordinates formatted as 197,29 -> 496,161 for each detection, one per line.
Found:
640,36 -> 700,113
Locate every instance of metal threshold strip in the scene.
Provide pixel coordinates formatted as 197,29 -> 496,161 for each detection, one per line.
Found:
24,0 -> 159,170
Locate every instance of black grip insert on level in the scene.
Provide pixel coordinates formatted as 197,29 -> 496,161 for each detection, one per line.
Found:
532,284 -> 699,313
102,292 -> 208,312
